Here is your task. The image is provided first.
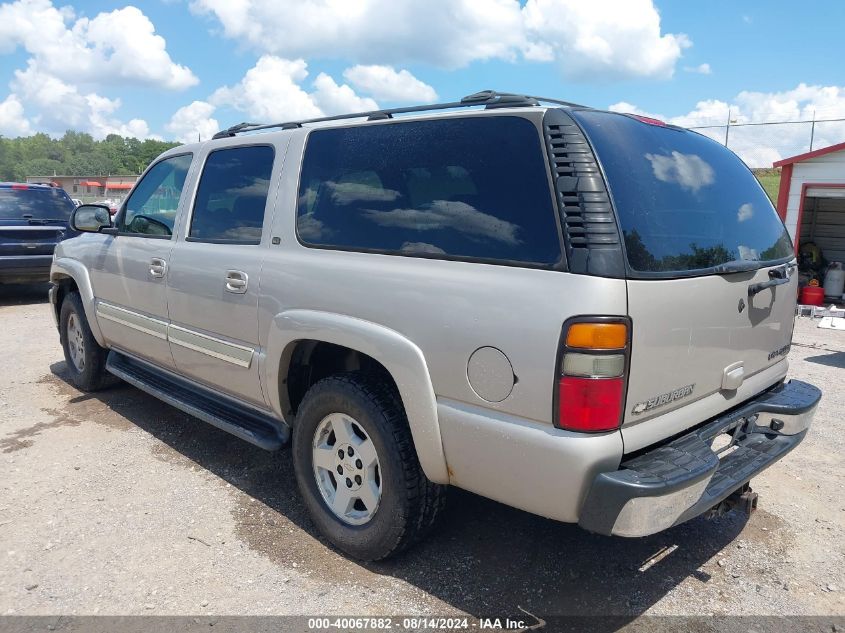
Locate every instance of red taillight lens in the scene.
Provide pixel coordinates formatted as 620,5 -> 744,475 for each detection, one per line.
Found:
558,376 -> 624,432
555,317 -> 630,433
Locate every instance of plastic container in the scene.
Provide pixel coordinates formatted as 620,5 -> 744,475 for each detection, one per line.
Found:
800,286 -> 825,306
823,262 -> 845,298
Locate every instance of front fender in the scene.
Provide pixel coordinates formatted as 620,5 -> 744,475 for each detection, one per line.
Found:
50,257 -> 105,346
264,309 -> 449,484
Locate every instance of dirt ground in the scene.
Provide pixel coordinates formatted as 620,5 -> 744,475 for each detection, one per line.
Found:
0,283 -> 843,622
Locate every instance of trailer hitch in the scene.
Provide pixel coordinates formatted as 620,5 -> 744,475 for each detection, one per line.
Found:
704,483 -> 759,519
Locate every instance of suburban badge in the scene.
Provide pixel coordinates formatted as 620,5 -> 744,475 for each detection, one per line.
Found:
632,384 -> 696,415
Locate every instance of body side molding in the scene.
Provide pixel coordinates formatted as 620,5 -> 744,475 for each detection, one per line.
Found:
96,302 -> 168,340
94,300 -> 257,369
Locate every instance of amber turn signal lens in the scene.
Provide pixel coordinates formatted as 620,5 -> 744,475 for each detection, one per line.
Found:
565,323 -> 627,350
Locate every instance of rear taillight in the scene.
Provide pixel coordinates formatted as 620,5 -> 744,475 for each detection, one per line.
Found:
555,318 -> 630,433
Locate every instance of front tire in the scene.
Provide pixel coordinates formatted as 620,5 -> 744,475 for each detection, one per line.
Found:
292,373 -> 445,560
59,292 -> 113,391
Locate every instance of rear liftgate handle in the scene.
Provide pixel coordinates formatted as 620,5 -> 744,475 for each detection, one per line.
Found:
747,263 -> 794,297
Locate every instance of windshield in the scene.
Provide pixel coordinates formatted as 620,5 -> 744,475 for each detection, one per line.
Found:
0,187 -> 75,221
572,110 -> 794,274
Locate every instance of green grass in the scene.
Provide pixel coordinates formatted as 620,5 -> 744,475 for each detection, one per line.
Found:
753,168 -> 781,204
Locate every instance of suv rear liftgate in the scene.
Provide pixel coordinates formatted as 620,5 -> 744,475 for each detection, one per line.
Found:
541,108 -> 821,535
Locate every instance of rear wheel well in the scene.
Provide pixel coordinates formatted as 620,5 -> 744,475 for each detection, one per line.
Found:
283,340 -> 399,420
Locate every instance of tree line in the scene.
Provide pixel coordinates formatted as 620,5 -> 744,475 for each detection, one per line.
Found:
0,131 -> 179,182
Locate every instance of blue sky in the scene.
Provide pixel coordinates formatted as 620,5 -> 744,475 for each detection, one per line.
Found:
1,0 -> 844,166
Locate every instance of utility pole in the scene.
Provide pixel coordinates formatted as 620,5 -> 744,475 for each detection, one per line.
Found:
724,109 -> 731,147
809,110 -> 816,151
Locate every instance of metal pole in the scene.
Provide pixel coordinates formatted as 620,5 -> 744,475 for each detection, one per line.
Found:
809,110 -> 816,151
724,109 -> 731,147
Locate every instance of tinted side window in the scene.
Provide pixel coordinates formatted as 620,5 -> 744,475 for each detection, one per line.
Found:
189,146 -> 275,244
121,154 -> 192,237
296,117 -> 561,265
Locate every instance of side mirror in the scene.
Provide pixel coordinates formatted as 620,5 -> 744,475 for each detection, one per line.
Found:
71,204 -> 113,233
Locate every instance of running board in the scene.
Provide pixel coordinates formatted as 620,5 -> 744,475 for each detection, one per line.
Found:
106,351 -> 289,450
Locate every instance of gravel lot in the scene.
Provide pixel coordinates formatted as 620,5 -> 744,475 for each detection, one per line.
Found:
0,282 -> 843,622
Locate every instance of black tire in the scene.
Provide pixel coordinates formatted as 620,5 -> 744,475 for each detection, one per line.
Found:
292,372 -> 446,561
59,291 -> 114,391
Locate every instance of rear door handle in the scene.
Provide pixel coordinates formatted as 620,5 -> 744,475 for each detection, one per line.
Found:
225,270 -> 248,294
149,258 -> 167,278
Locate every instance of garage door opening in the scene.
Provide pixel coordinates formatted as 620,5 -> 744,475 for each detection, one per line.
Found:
796,187 -> 845,301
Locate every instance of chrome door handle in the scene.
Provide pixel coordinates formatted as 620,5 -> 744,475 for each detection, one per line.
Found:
149,258 -> 167,278
225,270 -> 248,294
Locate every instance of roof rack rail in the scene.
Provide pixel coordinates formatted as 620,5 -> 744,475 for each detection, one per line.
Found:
211,90 -> 585,139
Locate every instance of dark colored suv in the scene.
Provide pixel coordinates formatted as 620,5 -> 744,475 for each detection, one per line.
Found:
0,183 -> 76,284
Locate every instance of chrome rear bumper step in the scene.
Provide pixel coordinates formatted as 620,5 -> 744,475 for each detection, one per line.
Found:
578,379 -> 820,537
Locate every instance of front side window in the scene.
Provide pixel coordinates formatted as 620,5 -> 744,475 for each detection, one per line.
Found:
120,154 -> 193,237
296,117 -> 562,266
188,145 -> 275,244
572,110 -> 794,274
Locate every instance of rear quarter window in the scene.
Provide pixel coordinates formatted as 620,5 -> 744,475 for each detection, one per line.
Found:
572,110 -> 793,275
296,116 -> 562,266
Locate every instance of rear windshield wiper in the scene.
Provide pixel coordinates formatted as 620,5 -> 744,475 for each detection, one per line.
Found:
712,259 -> 763,275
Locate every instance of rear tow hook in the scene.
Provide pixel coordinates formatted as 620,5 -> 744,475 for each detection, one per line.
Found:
704,483 -> 759,519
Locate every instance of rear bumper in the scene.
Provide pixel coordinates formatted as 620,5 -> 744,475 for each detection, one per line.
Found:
0,255 -> 53,283
578,379 -> 820,537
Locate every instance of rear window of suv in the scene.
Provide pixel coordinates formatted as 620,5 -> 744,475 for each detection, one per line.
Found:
296,116 -> 562,266
572,110 -> 794,274
0,187 -> 74,221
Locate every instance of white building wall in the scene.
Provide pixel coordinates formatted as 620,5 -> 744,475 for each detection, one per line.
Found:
784,149 -> 845,239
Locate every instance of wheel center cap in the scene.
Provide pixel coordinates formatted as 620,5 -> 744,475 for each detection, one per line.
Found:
335,444 -> 362,489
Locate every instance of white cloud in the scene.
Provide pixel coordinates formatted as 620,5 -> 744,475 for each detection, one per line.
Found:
522,0 -> 691,80
0,0 -> 195,139
364,200 -> 522,245
211,56 -> 322,122
190,0 -> 690,80
684,63 -> 712,75
737,203 -> 754,222
10,62 -> 151,139
0,94 -> 33,137
311,73 -> 378,114
210,56 -> 376,123
343,65 -> 437,103
0,0 -> 197,89
609,83 -> 845,167
645,151 -> 715,192
166,101 -> 220,143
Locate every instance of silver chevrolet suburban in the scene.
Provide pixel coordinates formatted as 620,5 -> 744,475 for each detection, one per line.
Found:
49,91 -> 821,560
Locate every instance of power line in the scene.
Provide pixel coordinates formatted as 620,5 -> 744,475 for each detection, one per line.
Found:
689,116 -> 845,130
